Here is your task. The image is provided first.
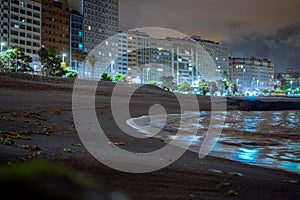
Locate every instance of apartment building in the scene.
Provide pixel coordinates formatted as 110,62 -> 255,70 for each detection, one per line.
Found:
70,9 -> 83,68
229,57 -> 275,93
0,0 -> 9,52
83,0 -> 119,53
192,35 -> 229,75
41,0 -> 70,65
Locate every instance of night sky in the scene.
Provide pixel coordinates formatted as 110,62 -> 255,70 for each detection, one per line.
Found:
69,0 -> 300,73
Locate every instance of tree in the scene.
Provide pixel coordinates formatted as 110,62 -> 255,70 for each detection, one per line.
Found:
72,50 -> 87,70
217,80 -> 224,96
230,83 -> 238,95
159,76 -> 177,91
209,82 -> 218,96
43,54 -> 63,76
64,67 -> 78,78
114,73 -> 126,82
199,80 -> 209,95
0,47 -> 33,73
100,72 -> 112,81
178,81 -> 193,93
148,80 -> 158,87
38,47 -> 48,74
222,70 -> 231,96
87,55 -> 97,79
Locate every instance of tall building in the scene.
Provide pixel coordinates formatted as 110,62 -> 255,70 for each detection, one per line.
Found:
41,0 -> 70,65
9,0 -> 42,70
83,0 -> 119,53
0,0 -> 9,51
150,38 -> 173,82
229,57 -> 275,93
167,37 -> 200,86
70,9 -> 83,68
192,35 -> 229,74
275,68 -> 300,90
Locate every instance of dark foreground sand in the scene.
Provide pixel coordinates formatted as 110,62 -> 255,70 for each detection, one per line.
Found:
0,73 -> 300,200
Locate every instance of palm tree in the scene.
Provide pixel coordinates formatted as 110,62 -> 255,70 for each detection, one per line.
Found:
86,55 -> 97,79
72,50 -> 87,71
38,47 -> 48,74
199,80 -> 209,96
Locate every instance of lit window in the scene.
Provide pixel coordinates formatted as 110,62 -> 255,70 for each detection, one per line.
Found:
105,41 -> 108,46
78,31 -> 83,36
20,1 -> 25,7
215,57 -> 219,61
78,43 -> 83,50
109,52 -> 112,57
88,26 -> 91,31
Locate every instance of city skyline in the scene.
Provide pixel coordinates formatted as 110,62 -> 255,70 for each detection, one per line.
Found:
117,0 -> 300,73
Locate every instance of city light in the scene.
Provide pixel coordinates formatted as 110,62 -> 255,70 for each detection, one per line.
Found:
62,53 -> 67,62
0,42 -> 5,52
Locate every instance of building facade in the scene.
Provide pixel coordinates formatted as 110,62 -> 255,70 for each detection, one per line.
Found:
0,0 -> 9,52
275,68 -> 300,91
229,57 -> 275,94
9,0 -> 42,70
70,9 -> 83,68
83,0 -> 119,53
192,35 -> 229,75
41,0 -> 70,65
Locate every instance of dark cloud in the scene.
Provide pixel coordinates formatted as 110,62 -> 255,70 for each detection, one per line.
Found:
224,24 -> 300,72
119,0 -> 300,72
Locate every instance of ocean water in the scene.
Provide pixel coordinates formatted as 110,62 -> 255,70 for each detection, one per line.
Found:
127,110 -> 300,173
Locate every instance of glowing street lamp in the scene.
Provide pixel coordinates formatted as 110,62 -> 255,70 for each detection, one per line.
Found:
146,67 -> 150,82
0,42 -> 5,52
62,53 -> 67,63
110,60 -> 115,74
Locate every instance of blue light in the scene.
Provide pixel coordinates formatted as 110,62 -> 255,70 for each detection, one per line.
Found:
78,43 -> 83,50
78,31 -> 83,37
235,148 -> 259,163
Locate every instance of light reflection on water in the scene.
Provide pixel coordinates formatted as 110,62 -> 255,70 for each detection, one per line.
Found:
167,110 -> 300,173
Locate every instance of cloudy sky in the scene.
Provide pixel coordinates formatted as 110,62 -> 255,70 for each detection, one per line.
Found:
119,0 -> 300,72
70,0 -> 300,72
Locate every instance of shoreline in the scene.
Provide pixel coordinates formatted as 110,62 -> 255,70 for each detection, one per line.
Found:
127,111 -> 300,175
1,73 -> 300,199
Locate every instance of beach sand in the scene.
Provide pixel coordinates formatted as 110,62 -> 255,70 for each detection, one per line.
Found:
0,73 -> 299,200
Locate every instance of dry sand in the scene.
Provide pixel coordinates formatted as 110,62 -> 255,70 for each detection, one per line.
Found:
0,73 -> 300,200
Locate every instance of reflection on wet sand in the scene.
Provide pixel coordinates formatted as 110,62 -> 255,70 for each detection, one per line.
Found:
129,110 -> 300,173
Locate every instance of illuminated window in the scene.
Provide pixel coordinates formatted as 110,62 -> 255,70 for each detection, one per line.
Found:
88,26 -> 91,31
20,1 -> 25,7
78,31 -> 83,36
78,43 -> 83,50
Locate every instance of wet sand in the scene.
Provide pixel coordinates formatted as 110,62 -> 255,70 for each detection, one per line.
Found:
0,73 -> 300,200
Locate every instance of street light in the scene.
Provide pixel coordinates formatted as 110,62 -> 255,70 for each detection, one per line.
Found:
110,60 -> 115,75
146,67 -> 150,82
62,53 -> 67,63
290,81 -> 293,90
0,42 -> 5,52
